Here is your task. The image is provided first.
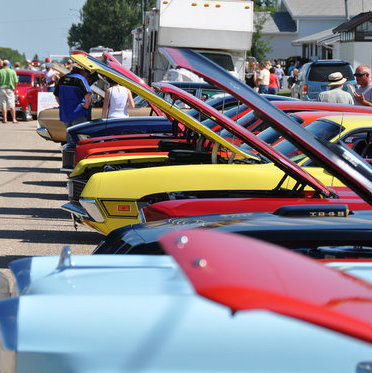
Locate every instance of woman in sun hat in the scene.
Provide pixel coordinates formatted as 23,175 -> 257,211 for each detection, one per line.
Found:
317,72 -> 354,105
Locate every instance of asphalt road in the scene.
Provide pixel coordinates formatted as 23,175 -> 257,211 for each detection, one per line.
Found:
0,120 -> 102,294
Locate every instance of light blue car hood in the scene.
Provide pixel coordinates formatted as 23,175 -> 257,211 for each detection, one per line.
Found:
0,254 -> 372,372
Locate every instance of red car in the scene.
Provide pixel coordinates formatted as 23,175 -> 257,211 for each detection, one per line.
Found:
15,70 -> 47,121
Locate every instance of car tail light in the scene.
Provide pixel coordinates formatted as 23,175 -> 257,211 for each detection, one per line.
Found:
302,84 -> 308,95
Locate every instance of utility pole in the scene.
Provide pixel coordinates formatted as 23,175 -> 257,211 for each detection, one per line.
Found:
142,0 -> 148,24
344,0 -> 350,21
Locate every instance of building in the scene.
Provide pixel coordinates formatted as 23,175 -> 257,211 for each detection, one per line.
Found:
333,11 -> 372,68
259,0 -> 372,60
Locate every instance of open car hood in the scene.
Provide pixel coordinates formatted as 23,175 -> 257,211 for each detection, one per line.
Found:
160,228 -> 372,344
71,53 -> 253,161
72,50 -> 164,116
153,81 -> 332,197
71,53 -> 336,198
160,47 -> 372,205
102,52 -> 164,117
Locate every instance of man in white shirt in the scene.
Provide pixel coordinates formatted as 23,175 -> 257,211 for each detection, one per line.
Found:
318,72 -> 354,105
257,62 -> 270,94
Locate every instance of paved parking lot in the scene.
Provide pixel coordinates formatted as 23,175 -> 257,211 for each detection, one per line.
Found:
0,120 -> 102,293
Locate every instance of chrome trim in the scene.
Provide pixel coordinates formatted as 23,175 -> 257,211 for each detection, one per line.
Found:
138,208 -> 147,223
57,246 -> 72,269
61,202 -> 90,219
79,199 -> 105,223
60,167 -> 74,173
36,127 -> 52,140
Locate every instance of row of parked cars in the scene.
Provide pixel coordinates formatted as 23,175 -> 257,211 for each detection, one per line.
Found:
2,50 -> 372,371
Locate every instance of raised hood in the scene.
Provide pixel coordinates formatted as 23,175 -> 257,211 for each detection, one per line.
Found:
70,53 -> 252,161
153,81 -> 332,197
160,228 -> 372,344
72,53 -> 335,198
160,48 -> 372,205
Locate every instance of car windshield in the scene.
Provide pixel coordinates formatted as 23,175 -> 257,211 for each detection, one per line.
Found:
231,113 -> 304,145
202,104 -> 249,129
17,74 -> 32,84
270,119 -> 344,162
308,63 -> 354,82
219,110 -> 260,139
133,95 -> 148,107
238,118 -> 344,163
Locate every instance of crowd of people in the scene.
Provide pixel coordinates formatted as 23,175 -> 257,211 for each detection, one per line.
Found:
0,55 -> 136,133
1,53 -> 372,127
0,56 -> 67,123
245,58 -> 372,106
246,60 -> 285,94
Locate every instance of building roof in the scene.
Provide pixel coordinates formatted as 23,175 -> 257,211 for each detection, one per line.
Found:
292,28 -> 340,46
333,11 -> 372,32
283,0 -> 372,19
292,28 -> 334,44
256,12 -> 297,34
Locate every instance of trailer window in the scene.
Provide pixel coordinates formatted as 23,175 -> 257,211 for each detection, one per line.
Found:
201,52 -> 235,72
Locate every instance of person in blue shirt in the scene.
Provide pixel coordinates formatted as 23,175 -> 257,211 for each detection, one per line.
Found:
287,62 -> 295,76
54,65 -> 92,146
275,64 -> 284,90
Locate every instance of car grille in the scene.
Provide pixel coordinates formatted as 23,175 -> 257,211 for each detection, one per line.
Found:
68,180 -> 87,203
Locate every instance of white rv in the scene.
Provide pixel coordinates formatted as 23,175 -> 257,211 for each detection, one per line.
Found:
132,0 -> 254,83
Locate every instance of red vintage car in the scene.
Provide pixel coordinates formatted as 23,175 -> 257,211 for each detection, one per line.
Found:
15,70 -> 47,121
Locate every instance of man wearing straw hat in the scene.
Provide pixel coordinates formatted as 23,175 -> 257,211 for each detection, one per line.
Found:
318,72 -> 354,105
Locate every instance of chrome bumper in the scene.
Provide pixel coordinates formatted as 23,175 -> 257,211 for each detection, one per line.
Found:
36,127 -> 52,141
61,202 -> 90,220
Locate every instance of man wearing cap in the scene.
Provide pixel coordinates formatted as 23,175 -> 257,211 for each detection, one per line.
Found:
45,64 -> 58,92
53,64 -> 92,146
25,59 -> 37,71
353,64 -> 372,106
0,60 -> 18,123
318,72 -> 354,105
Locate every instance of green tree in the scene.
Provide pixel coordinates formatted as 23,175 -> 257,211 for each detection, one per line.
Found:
0,47 -> 26,65
68,0 -> 156,51
253,0 -> 279,10
249,12 -> 272,62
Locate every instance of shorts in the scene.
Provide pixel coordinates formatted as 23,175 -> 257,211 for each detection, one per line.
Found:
0,88 -> 15,109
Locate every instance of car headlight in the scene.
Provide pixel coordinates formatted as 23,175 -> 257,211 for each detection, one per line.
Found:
79,199 -> 105,222
77,134 -> 90,140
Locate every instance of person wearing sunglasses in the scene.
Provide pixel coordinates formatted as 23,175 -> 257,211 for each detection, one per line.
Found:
353,64 -> 372,106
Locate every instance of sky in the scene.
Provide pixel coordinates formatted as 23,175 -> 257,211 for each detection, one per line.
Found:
0,0 -> 87,61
